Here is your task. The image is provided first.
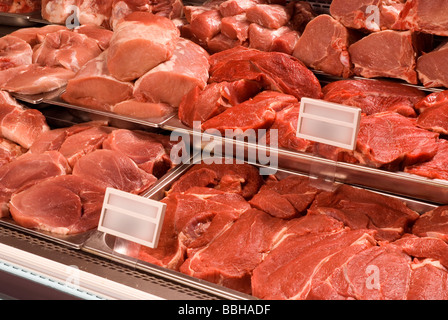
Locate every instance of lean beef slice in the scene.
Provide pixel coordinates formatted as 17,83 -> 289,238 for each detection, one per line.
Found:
178,80 -> 261,128
322,79 -> 426,117
72,149 -> 157,194
0,35 -> 33,70
9,175 -> 105,235
412,206 -> 448,243
330,0 -> 405,32
405,139 -> 448,181
248,24 -> 300,55
61,52 -> 134,112
308,184 -> 420,241
416,42 -> 448,88
354,112 -> 439,170
209,46 -> 322,101
106,12 -> 180,81
32,30 -> 102,73
220,14 -> 250,42
293,14 -> 356,78
349,30 -> 422,84
133,38 -> 210,108
399,0 -> 448,36
245,4 -> 291,29
0,151 -> 70,217
201,91 -> 297,134
416,103 -> 448,135
110,99 -> 174,119
183,3 -> 222,46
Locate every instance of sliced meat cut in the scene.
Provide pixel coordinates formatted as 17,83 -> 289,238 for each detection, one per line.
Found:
416,103 -> 448,135
322,79 -> 426,117
308,184 -> 420,241
399,0 -> 448,37
73,24 -> 114,50
0,35 -> 33,71
178,80 -> 261,128
220,14 -> 250,42
218,0 -> 259,17
349,30 -> 422,84
0,151 -> 70,217
201,91 -> 297,133
0,103 -> 50,149
355,112 -> 439,170
209,47 -> 323,101
133,38 -> 210,108
405,139 -> 448,181
412,206 -> 448,243
416,90 -> 448,113
185,6 -> 222,46
245,4 -> 291,29
416,42 -> 448,88
61,52 -> 134,112
292,14 -> 356,78
9,175 -> 105,235
406,259 -> 448,300
0,64 -> 75,95
249,24 -> 300,55
110,100 -> 174,119
106,12 -> 180,81
102,129 -> 173,178
206,33 -> 243,54
32,30 -> 102,73
72,149 -> 157,194
0,138 -> 25,168
330,0 -> 405,32
9,25 -> 68,48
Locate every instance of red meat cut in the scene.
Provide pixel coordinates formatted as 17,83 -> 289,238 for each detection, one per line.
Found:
399,0 -> 448,36
248,24 -> 300,55
245,4 -> 291,29
293,14 -> 356,78
322,79 -> 426,117
9,175 -> 105,235
72,149 -> 157,194
405,139 -> 448,181
412,206 -> 448,243
9,25 -> 68,48
307,184 -> 420,241
416,103 -> 448,135
0,151 -> 70,217
74,24 -> 114,50
0,35 -> 32,71
416,42 -> 448,88
0,138 -> 24,168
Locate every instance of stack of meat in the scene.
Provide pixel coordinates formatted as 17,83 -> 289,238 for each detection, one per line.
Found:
292,0 -> 448,88
0,92 -> 178,235
0,24 -> 111,95
61,11 -> 210,119
136,161 -> 448,300
181,0 -> 316,55
41,0 -> 183,30
0,0 -> 40,13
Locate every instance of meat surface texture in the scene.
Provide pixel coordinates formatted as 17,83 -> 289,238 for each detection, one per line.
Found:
416,42 -> 448,88
9,175 -> 105,235
293,14 -> 356,78
0,36 -> 33,71
399,0 -> 448,36
412,206 -> 448,243
1,0 -> 41,13
106,12 -> 180,81
322,79 -> 426,117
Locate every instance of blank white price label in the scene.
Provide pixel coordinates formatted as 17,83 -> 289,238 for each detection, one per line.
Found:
98,188 -> 166,249
297,98 -> 361,150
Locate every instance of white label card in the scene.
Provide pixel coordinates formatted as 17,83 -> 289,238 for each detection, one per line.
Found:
98,188 -> 166,249
297,98 -> 361,151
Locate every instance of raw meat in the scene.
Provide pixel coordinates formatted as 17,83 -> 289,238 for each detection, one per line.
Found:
249,24 -> 300,55
178,80 -> 261,128
252,229 -> 377,300
349,30 -> 421,84
1,0 -> 40,13
0,35 -> 33,71
245,4 -> 291,29
133,38 -> 210,108
416,90 -> 448,113
288,1 -> 316,33
0,138 -> 25,168
106,12 -> 180,81
292,14 -> 356,78
0,64 -> 75,95
416,103 -> 448,135
32,30 -> 102,73
10,25 -> 68,47
138,187 -> 251,270
355,112 -> 439,170
168,162 -> 263,200
0,103 -> 50,149
416,42 -> 448,88
9,175 -> 105,235
399,0 -> 448,36
102,129 -> 174,177
218,0 -> 259,17
73,24 -> 114,50
209,46 -> 323,101
406,259 -> 448,300
72,149 -> 157,194
308,184 -> 420,241
249,175 -> 320,219
61,52 -> 134,112
201,91 -> 297,133
412,206 -> 448,242
261,103 -> 314,153
220,14 -> 250,42
405,139 -> 448,181
0,151 -> 70,217
110,100 -> 174,119
330,0 -> 405,32
184,6 -> 222,46
206,33 -> 244,53
322,79 -> 426,117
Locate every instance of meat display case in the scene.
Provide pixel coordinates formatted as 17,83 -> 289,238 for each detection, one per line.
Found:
1,0 -> 448,301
